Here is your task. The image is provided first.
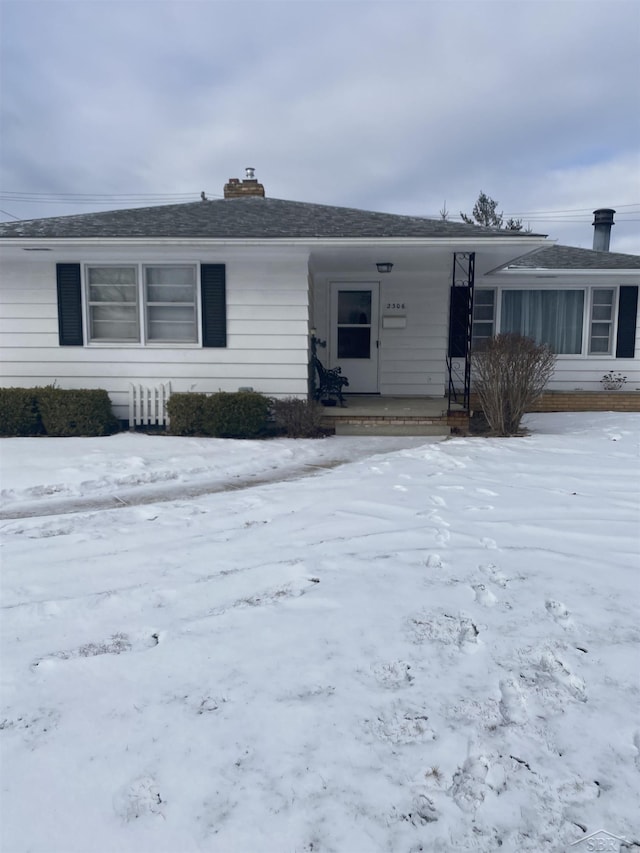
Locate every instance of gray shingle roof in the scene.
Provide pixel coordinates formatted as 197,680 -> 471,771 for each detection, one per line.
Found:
508,244 -> 640,270
0,196 -> 545,240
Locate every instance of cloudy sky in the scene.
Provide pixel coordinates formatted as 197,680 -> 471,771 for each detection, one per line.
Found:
1,0 -> 639,252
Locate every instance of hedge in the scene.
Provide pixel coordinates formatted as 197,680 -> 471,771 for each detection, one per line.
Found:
0,387 -> 119,437
168,391 -> 271,438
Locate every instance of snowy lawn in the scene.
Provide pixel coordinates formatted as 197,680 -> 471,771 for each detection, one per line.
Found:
0,413 -> 639,852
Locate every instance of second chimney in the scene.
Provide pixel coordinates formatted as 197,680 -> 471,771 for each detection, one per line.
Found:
223,168 -> 265,199
592,208 -> 615,252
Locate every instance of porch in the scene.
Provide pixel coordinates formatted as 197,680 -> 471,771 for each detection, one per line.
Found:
319,395 -> 468,436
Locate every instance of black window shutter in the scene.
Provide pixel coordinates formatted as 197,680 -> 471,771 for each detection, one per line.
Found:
616,286 -> 638,358
448,286 -> 470,358
201,264 -> 227,347
56,263 -> 84,346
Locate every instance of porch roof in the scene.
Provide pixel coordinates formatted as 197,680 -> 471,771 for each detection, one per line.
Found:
506,244 -> 640,270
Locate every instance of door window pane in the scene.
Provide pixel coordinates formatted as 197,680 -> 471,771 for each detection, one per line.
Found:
338,291 -> 371,325
338,327 -> 371,359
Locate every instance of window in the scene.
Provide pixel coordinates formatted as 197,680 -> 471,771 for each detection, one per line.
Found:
88,266 -> 139,342
144,266 -> 197,343
86,264 -> 197,344
501,289 -> 584,354
471,289 -> 495,350
467,286 -> 625,356
589,289 -> 615,354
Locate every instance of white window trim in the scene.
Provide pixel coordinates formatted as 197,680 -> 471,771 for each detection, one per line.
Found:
475,285 -> 621,359
84,262 -> 201,347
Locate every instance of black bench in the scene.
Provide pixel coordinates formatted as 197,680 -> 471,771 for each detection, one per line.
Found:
311,354 -> 349,406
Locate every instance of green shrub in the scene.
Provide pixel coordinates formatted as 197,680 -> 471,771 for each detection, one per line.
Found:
202,391 -> 271,438
271,397 -> 325,437
166,392 -> 208,435
36,387 -> 120,436
0,388 -> 42,436
167,391 -> 271,438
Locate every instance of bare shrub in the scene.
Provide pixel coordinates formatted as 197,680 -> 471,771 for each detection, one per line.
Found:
472,334 -> 556,436
271,397 -> 326,438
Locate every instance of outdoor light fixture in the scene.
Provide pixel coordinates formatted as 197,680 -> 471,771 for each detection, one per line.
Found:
376,262 -> 393,273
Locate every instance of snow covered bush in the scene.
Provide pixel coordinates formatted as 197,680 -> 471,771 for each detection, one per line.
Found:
472,334 -> 556,436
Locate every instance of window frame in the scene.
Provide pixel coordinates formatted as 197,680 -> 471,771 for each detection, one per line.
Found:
143,264 -> 198,344
471,287 -> 496,351
84,263 -> 200,346
86,264 -> 141,344
588,287 -> 616,355
474,285 -> 620,358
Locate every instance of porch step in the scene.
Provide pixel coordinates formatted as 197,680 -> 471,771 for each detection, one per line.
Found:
330,421 -> 451,437
334,423 -> 451,436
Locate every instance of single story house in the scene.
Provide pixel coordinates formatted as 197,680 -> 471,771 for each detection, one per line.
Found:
1,172 -> 638,425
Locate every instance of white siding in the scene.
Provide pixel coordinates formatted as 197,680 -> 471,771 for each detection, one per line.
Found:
0,248 -> 310,419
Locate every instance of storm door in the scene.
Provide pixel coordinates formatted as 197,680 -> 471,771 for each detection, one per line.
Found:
329,282 -> 380,393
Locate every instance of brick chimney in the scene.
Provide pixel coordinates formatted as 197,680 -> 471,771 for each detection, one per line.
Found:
223,167 -> 265,199
592,208 -> 615,251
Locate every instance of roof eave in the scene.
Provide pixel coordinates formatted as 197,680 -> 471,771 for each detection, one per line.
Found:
0,235 -> 552,250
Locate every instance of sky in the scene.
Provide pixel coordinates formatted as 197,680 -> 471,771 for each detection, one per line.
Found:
1,0 -> 639,253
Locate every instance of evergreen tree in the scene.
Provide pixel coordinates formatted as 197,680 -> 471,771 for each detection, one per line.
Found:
461,192 -> 524,231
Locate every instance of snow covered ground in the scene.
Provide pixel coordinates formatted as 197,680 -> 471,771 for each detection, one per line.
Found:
1,413 -> 639,852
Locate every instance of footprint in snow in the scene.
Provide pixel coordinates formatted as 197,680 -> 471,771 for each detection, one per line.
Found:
633,732 -> 640,770
472,583 -> 497,607
371,660 -> 414,690
367,702 -> 436,745
449,754 -> 490,813
33,631 -> 159,668
480,563 -> 509,588
399,793 -> 439,825
408,611 -> 480,651
498,678 -> 528,725
113,776 -> 163,822
538,651 -> 587,702
545,599 -> 574,628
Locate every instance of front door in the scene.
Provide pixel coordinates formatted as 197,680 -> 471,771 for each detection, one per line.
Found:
329,282 -> 380,393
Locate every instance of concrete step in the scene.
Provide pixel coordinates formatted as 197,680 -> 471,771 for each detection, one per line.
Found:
332,422 -> 451,436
